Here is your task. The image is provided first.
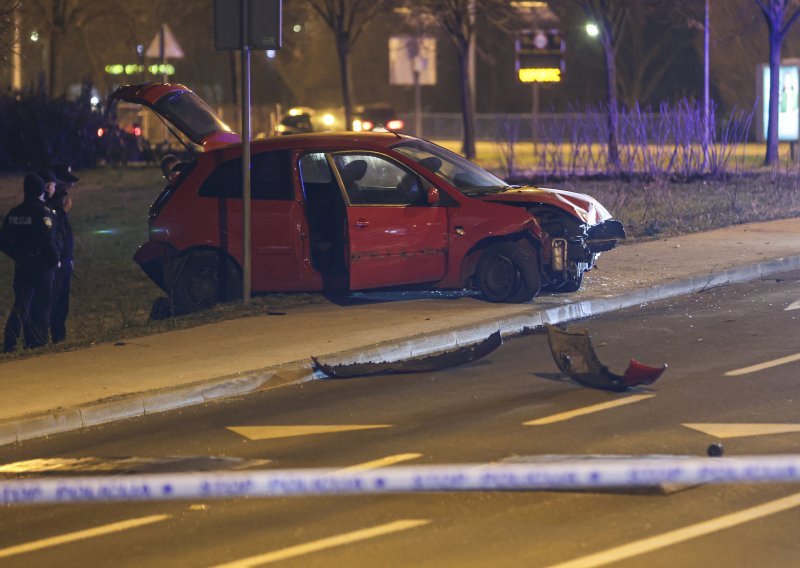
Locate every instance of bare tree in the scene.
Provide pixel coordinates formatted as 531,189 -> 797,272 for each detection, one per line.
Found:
400,0 -> 516,159
0,0 -> 19,66
305,0 -> 387,130
568,0 -> 628,172
754,0 -> 800,165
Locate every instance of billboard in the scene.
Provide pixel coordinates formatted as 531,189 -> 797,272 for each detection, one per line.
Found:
516,29 -> 564,83
761,64 -> 799,142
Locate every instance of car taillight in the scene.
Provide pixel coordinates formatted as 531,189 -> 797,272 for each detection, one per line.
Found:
97,128 -> 105,137
133,126 -> 142,136
387,119 -> 404,131
361,120 -> 374,131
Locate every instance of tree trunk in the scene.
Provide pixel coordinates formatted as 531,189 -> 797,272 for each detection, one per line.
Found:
337,35 -> 354,131
458,46 -> 476,159
765,29 -> 782,166
603,41 -> 621,172
47,26 -> 64,98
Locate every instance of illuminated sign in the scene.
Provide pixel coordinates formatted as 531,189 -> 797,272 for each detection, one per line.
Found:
518,68 -> 561,83
762,65 -> 799,141
104,64 -> 175,76
515,29 -> 564,84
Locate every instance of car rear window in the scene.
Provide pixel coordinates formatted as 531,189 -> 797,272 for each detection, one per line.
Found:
198,151 -> 293,200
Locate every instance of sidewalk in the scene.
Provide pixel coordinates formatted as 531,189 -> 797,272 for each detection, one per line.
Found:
1,218 -> 798,446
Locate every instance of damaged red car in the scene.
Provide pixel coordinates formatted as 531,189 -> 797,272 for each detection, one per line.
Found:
111,84 -> 625,313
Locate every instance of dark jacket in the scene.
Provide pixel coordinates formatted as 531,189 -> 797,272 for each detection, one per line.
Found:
0,198 -> 59,271
48,191 -> 74,264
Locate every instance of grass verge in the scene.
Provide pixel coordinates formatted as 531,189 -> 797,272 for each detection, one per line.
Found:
1,161 -> 799,360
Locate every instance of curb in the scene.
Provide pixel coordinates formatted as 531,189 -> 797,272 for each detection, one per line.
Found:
3,255 -> 799,447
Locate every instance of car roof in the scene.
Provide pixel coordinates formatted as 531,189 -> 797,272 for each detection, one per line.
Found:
250,131 -> 411,152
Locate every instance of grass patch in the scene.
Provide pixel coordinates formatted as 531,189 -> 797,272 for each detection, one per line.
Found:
1,158 -> 799,360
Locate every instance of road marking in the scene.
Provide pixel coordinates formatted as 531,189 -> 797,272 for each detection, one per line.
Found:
683,423 -> 800,439
542,491 -> 800,568
0,514 -> 169,559
227,425 -> 392,441
785,299 -> 800,311
334,453 -> 423,473
524,395 -> 655,426
725,352 -> 800,376
211,519 -> 430,567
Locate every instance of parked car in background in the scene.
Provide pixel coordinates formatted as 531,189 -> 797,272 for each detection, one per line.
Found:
276,104 -> 404,135
111,84 -> 624,313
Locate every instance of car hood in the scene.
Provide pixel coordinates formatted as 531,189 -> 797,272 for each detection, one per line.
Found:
109,83 -> 240,150
479,186 -> 613,225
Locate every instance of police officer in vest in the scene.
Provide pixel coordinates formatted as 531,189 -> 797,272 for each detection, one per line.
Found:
48,164 -> 78,343
0,174 -> 59,352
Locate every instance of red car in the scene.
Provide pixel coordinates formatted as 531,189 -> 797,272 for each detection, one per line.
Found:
111,84 -> 624,313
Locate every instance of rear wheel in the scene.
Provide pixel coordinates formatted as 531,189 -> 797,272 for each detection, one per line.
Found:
476,242 -> 541,303
170,251 -> 242,314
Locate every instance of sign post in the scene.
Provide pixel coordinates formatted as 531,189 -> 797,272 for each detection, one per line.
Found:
214,0 -> 282,304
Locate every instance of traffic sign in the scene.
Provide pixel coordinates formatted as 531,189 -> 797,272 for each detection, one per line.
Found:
145,24 -> 184,59
516,29 -> 564,83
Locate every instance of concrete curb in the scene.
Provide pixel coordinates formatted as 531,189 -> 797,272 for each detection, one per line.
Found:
3,255 -> 799,447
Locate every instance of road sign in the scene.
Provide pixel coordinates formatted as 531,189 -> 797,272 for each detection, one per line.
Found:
145,24 -> 184,59
516,29 -> 564,83
215,0 -> 282,50
389,36 -> 437,86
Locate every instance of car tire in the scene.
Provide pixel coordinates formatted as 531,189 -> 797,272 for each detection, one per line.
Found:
476,242 -> 541,303
171,251 -> 242,313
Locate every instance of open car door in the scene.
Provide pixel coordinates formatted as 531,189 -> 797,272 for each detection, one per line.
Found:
109,83 -> 240,151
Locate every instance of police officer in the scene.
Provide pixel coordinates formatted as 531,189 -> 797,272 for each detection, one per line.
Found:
0,174 -> 59,352
48,164 -> 78,343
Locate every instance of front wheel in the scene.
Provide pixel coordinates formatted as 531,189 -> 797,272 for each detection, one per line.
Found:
170,251 -> 242,314
476,242 -> 541,303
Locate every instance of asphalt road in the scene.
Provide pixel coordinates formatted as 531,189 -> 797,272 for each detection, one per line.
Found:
1,270 -> 799,567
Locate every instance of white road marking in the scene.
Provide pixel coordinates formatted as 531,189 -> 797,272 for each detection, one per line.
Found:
211,519 -> 431,567
227,425 -> 392,441
524,395 -> 655,426
725,352 -> 800,376
334,453 -> 423,473
0,514 -> 170,559
683,423 -> 800,439
542,491 -> 800,568
785,299 -> 800,311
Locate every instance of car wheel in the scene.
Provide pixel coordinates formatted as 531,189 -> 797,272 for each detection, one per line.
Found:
171,251 -> 242,313
476,242 -> 541,303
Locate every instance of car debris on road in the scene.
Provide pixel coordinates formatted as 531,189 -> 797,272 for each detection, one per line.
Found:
545,323 -> 667,391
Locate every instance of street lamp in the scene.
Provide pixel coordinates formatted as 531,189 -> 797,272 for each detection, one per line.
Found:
585,23 -> 599,38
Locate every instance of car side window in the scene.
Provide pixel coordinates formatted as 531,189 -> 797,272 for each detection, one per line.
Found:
332,153 -> 428,206
198,150 -> 293,200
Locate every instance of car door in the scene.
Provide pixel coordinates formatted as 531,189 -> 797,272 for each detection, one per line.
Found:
196,150 -> 304,290
330,152 -> 449,290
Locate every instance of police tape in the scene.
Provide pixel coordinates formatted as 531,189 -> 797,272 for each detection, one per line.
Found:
3,455 -> 800,505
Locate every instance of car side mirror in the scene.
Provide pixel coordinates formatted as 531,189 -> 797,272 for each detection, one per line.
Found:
427,187 -> 440,205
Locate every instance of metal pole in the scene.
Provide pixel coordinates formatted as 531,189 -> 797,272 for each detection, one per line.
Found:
703,0 -> 710,169
532,82 -> 540,154
160,24 -> 167,83
12,8 -> 21,91
241,0 -> 252,304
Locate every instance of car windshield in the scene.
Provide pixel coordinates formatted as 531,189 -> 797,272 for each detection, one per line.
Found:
153,90 -> 233,146
392,139 -> 509,196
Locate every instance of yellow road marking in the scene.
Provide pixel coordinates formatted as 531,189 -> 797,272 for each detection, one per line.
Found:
211,519 -> 431,567
683,423 -> 800,439
227,425 -> 392,441
334,453 -> 423,473
543,491 -> 800,568
725,352 -> 800,376
0,514 -> 169,559
524,395 -> 655,426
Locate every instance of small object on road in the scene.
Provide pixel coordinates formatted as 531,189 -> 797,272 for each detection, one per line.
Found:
545,324 -> 666,391
267,310 -> 286,316
312,331 -> 502,378
114,341 -> 126,347
707,443 -> 724,457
